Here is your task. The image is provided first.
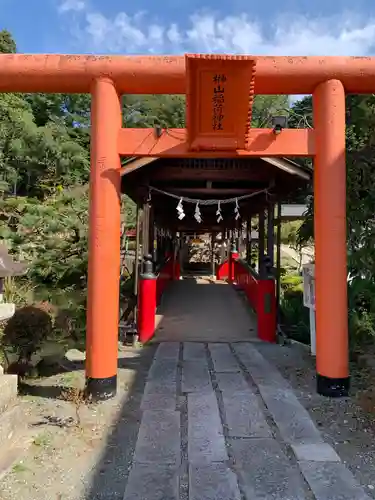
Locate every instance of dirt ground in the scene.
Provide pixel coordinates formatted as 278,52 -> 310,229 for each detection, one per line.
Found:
0,344 -> 157,500
1,340 -> 375,500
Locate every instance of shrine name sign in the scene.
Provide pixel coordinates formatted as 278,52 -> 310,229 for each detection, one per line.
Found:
185,54 -> 257,152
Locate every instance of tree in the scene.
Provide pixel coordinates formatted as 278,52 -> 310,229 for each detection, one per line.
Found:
0,29 -> 16,53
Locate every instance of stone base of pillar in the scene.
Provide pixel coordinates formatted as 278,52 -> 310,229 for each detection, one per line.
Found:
85,375 -> 117,401
316,373 -> 350,398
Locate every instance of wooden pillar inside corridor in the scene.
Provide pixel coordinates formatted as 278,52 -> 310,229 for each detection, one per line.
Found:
211,232 -> 216,278
267,204 -> 275,268
275,202 -> 282,323
86,78 -> 122,400
258,210 -> 265,277
313,79 -> 349,397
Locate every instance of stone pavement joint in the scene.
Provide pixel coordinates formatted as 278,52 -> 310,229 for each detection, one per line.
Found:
208,343 -> 241,372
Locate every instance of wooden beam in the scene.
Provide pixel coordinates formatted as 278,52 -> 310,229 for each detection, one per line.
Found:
118,128 -> 315,158
140,166 -> 271,182
162,188 -> 260,196
2,54 -> 375,94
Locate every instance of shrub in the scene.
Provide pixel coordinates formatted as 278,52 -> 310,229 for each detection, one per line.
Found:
280,285 -> 310,344
2,305 -> 52,362
281,274 -> 303,293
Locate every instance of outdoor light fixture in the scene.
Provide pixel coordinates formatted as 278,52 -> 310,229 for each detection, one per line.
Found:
154,124 -> 162,138
272,115 -> 288,135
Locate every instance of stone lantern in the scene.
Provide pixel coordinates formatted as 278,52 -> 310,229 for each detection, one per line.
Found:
0,245 -> 27,322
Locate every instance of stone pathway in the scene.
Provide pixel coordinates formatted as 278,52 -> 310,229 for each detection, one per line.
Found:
123,342 -> 372,500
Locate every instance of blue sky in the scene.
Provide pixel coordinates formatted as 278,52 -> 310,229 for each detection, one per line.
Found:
1,0 -> 375,56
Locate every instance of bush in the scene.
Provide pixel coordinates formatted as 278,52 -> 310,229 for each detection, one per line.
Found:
2,305 -> 52,362
281,274 -> 303,293
280,279 -> 310,344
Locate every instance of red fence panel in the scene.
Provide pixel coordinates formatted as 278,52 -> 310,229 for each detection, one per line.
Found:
233,259 -> 276,342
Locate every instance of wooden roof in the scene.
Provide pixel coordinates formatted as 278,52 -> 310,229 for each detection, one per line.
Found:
120,156 -> 311,231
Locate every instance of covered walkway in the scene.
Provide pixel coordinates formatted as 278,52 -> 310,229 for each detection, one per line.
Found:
154,278 -> 258,343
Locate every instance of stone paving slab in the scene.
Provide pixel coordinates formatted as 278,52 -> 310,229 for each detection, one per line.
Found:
189,463 -> 241,500
208,343 -> 241,372
123,463 -> 179,500
154,342 -> 180,361
133,410 -> 181,465
182,359 -> 211,393
222,391 -> 272,438
147,358 -> 178,385
188,391 -> 228,464
292,443 -> 341,462
232,342 -> 290,389
257,385 -> 323,445
299,461 -> 372,500
183,342 -> 206,360
141,381 -> 177,411
215,372 -> 249,393
230,438 -> 307,500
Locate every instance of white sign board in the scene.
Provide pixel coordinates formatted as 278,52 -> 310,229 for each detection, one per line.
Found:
302,263 -> 316,356
302,263 -> 315,310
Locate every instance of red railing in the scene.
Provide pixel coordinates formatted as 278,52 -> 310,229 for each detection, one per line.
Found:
216,252 -> 239,281
156,256 -> 174,304
234,258 -> 277,343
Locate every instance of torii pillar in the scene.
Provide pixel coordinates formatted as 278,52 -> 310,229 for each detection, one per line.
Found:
85,78 -> 122,400
313,79 -> 349,397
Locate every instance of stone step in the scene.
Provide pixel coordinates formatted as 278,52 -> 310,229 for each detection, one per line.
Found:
0,375 -> 18,415
0,403 -> 31,481
0,404 -> 27,450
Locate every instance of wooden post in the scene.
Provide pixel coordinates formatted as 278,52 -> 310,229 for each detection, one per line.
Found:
313,79 -> 349,397
267,204 -> 275,268
258,210 -> 265,277
85,78 -> 121,400
275,202 -> 282,324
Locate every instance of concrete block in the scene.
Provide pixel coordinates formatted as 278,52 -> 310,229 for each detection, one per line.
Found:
189,463 -> 241,500
133,410 -> 181,465
222,391 -> 272,438
299,461 -> 372,500
292,443 -> 341,462
257,385 -> 323,445
183,342 -> 206,360
208,344 -> 240,372
124,463 -> 179,500
231,438 -> 306,500
0,375 -> 18,414
182,360 -> 211,393
215,372 -> 249,393
188,391 -> 227,464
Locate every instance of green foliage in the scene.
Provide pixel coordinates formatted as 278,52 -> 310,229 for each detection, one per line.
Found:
2,305 -> 52,361
281,274 -> 303,292
280,285 -> 310,344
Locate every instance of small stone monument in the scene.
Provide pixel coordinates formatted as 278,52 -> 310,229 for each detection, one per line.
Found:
0,245 -> 27,322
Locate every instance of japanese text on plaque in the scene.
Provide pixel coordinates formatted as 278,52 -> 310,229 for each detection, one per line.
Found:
212,74 -> 226,131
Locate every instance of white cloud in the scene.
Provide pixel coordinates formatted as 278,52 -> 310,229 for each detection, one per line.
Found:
58,0 -> 85,13
58,5 -> 375,57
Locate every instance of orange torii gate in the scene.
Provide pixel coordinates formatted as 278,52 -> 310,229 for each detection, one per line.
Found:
0,53 -> 359,400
